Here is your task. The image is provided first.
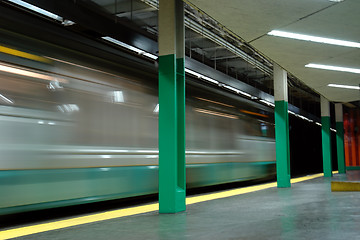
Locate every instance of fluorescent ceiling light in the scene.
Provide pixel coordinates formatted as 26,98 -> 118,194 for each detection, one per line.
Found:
7,0 -> 61,20
184,68 -> 202,78
306,63 -> 360,74
296,114 -> 313,122
7,0 -> 75,25
238,90 -> 253,98
259,99 -> 275,107
288,111 -> 296,115
222,85 -> 254,98
315,122 -> 322,126
102,36 -> 158,60
184,68 -> 219,84
268,30 -> 360,48
185,69 -> 254,98
327,84 -> 360,90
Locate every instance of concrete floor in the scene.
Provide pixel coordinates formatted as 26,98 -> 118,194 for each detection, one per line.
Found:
11,173 -> 360,240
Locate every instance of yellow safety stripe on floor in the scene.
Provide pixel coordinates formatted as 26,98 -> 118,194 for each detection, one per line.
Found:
331,181 -> 360,191
187,173 -> 326,205
0,172 -> 327,240
0,204 -> 159,240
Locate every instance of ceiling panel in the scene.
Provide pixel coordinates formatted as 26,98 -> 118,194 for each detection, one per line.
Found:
188,0 -> 334,42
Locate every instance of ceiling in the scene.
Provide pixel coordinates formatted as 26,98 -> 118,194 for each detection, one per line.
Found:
187,0 -> 360,103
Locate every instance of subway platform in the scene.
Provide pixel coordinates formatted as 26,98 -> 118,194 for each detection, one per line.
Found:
1,172 -> 360,240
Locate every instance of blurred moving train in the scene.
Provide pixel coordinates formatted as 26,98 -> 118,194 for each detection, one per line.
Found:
0,26 -> 275,215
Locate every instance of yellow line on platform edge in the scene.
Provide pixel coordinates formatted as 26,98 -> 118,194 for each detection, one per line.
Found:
0,172 -> 330,239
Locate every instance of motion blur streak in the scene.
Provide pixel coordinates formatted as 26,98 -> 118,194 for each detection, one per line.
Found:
0,26 -> 275,216
195,97 -> 235,108
45,56 -> 120,78
0,62 -> 67,83
240,109 -> 268,118
194,108 -> 239,119
0,173 -> 325,240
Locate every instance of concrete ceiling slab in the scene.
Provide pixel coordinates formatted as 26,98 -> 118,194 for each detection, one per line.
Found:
188,0 -> 360,103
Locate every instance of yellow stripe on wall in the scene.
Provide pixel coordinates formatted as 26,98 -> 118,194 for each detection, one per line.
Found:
0,46 -> 51,63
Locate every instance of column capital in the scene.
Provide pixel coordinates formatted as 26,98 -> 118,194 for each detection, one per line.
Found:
320,96 -> 330,117
335,103 -> 343,122
274,63 -> 288,102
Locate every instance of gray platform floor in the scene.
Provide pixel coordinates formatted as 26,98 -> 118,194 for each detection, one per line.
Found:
9,173 -> 360,240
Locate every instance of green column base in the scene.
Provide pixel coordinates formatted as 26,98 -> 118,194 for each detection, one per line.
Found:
159,188 -> 186,213
158,54 -> 186,213
275,100 -> 291,188
322,116 -> 332,177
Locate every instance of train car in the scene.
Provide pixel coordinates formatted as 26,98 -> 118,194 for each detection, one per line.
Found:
0,27 -> 275,215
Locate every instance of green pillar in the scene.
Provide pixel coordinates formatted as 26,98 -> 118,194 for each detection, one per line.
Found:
274,64 -> 291,188
335,103 -> 346,174
321,96 -> 332,177
158,0 -> 186,213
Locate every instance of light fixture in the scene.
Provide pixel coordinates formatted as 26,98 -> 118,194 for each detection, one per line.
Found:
184,68 -> 219,84
288,111 -> 296,116
296,114 -> 313,122
268,30 -> 360,48
259,99 -> 275,107
184,68 -> 202,79
101,36 -> 158,60
327,84 -> 360,90
307,63 -> 360,74
7,0 -> 75,25
185,69 -> 255,98
222,85 -> 253,98
306,63 -> 360,74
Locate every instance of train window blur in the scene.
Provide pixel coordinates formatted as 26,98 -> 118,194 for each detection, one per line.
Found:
0,27 -> 276,214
